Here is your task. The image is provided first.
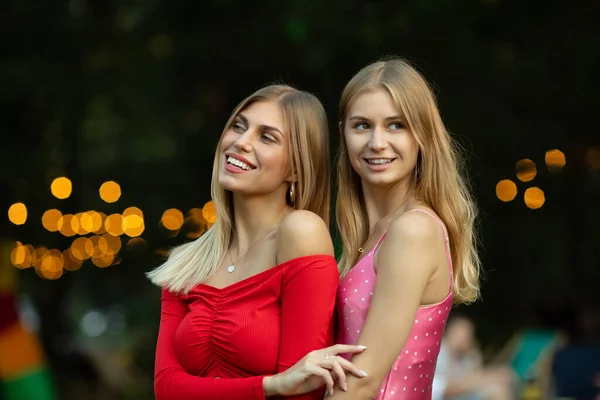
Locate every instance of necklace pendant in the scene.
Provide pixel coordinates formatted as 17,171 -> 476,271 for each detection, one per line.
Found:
227,265 -> 235,273
358,248 -> 364,253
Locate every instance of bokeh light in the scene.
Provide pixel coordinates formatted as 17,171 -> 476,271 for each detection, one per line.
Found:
516,159 -> 537,182
10,242 -> 31,269
99,181 -> 121,203
545,149 -> 566,171
58,214 -> 78,237
105,214 -> 124,236
42,209 -> 62,232
8,203 -> 27,225
73,213 -> 89,235
183,208 -> 207,239
79,212 -> 95,234
38,249 -> 64,280
51,177 -> 72,199
496,179 -> 517,202
70,237 -> 93,261
122,207 -> 144,237
161,208 -> 184,231
101,233 -> 122,256
94,212 -> 107,234
126,237 -> 148,256
202,201 -> 217,223
524,187 -> 545,209
63,249 -> 83,271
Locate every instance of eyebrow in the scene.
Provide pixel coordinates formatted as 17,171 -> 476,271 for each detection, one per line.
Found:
348,115 -> 404,121
236,113 -> 283,136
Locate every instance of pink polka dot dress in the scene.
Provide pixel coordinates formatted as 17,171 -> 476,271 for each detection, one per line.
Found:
336,209 -> 453,399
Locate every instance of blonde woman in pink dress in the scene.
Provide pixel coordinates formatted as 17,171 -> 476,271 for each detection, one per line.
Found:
322,58 -> 481,399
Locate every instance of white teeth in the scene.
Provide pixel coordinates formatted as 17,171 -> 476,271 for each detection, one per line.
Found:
366,158 -> 393,165
227,156 -> 253,171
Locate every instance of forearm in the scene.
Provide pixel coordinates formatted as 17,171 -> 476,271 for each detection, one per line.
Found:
155,369 -> 266,400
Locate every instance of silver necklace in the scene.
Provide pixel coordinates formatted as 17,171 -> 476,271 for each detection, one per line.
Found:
226,212 -> 287,273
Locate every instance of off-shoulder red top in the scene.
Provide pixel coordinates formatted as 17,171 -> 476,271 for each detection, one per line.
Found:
154,254 -> 339,400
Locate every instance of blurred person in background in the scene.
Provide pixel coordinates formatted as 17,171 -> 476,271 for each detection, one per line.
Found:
146,84 -> 366,400
432,315 -> 514,400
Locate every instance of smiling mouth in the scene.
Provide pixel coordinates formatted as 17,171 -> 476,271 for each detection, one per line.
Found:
364,158 -> 395,165
226,156 -> 255,171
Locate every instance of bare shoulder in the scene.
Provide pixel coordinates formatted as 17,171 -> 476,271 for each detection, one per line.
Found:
277,210 -> 334,261
386,209 -> 442,247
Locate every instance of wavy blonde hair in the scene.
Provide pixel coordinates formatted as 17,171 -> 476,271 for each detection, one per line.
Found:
147,85 -> 330,293
336,59 -> 480,304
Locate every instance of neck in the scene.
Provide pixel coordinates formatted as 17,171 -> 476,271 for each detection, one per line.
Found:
361,178 -> 414,232
230,188 -> 290,254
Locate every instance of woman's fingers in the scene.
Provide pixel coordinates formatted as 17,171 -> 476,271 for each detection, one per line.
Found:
328,359 -> 348,391
336,356 -> 368,378
306,364 -> 335,395
327,344 -> 367,356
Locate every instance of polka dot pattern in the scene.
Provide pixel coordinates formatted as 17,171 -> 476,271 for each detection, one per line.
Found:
336,209 -> 454,399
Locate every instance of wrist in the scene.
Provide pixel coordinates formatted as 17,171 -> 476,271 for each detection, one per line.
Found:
263,375 -> 279,397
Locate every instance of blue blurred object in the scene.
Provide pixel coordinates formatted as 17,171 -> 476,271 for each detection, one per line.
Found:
552,346 -> 600,400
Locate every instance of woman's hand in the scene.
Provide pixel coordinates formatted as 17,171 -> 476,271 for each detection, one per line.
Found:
263,344 -> 368,397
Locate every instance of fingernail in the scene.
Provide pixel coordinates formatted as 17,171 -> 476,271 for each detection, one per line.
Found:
357,345 -> 367,349
360,370 -> 368,377
330,388 -> 334,395
344,382 -> 348,391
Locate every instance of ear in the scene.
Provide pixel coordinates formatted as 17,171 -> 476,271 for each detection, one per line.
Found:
338,121 -> 343,136
285,172 -> 298,183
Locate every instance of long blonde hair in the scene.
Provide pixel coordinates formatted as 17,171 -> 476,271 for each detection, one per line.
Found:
336,59 -> 480,304
147,85 -> 330,293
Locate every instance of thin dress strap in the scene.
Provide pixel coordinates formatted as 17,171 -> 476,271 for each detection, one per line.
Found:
405,209 -> 453,292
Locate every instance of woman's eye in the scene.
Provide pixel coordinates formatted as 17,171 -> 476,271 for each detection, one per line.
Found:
389,122 -> 405,130
232,123 -> 245,132
261,134 -> 276,143
354,123 -> 369,130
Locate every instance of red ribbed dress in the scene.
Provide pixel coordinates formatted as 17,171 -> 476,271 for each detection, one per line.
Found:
154,254 -> 339,400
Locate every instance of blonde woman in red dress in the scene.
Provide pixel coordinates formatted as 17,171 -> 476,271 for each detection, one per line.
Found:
147,85 -> 367,400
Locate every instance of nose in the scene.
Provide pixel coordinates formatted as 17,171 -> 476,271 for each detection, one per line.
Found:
368,127 -> 387,151
233,131 -> 253,153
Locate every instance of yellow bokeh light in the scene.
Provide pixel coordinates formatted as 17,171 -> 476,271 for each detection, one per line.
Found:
161,208 -> 184,231
89,235 -> 109,258
105,214 -> 124,236
92,253 -> 115,268
57,214 -> 77,237
496,179 -> 517,202
42,209 -> 62,232
122,207 -> 145,237
63,249 -> 82,271
70,237 -> 93,261
586,146 -> 600,171
79,212 -> 95,234
8,203 -> 27,225
545,149 -> 566,171
184,208 -> 207,239
123,214 -> 145,237
73,213 -> 88,235
101,233 -> 122,256
516,159 -> 537,182
126,237 -> 148,255
10,242 -> 31,269
94,212 -> 107,234
524,187 -> 545,210
99,181 -> 121,203
50,177 -> 72,199
202,201 -> 217,223
38,249 -> 64,280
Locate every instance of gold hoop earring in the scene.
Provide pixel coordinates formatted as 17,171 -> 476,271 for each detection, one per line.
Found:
289,182 -> 296,206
